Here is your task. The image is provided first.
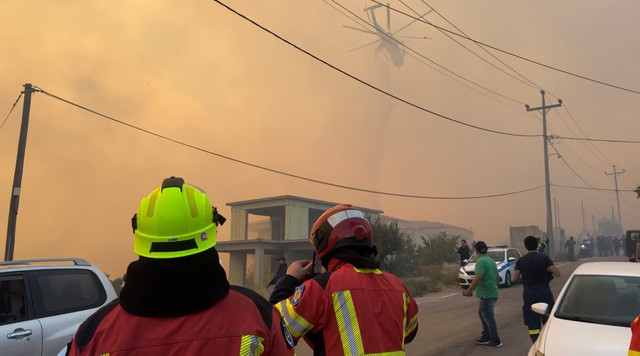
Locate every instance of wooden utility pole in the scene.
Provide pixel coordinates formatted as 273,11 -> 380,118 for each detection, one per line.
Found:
605,165 -> 625,232
526,90 -> 562,259
5,83 -> 34,261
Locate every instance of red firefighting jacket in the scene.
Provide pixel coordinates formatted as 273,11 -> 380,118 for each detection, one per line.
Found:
68,286 -> 293,356
630,315 -> 640,356
274,260 -> 419,355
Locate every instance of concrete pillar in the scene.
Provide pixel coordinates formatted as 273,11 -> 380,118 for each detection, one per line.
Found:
230,207 -> 248,241
255,246 -> 264,287
229,252 -> 246,285
285,205 -> 308,241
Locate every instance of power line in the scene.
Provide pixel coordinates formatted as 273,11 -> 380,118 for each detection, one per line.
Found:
0,92 -> 23,132
555,135 -> 640,144
363,2 -> 638,147
549,142 -> 594,188
552,183 -> 636,193
416,0 -> 541,91
553,139 -> 607,174
212,1 -> 638,145
559,104 -> 612,165
327,0 -> 528,107
549,109 -> 612,171
324,0 -> 534,120
374,0 -> 640,95
212,0 -> 539,138
533,111 -> 607,188
33,85 -> 545,200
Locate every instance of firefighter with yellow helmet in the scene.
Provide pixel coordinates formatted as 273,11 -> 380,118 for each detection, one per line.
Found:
269,203 -> 419,355
66,177 -> 293,355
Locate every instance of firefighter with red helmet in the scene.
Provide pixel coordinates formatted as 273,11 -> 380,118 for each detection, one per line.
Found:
269,203 -> 419,355
65,177 -> 293,356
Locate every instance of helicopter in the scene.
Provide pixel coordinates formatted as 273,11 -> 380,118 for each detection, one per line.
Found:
343,3 -> 431,68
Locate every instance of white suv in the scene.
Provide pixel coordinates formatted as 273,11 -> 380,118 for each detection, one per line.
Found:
458,246 -> 522,289
0,258 -> 118,356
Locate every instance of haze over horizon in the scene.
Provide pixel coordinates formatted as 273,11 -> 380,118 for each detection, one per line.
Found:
1,1 -> 639,278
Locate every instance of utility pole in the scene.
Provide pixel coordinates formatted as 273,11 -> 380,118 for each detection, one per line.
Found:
526,90 -> 562,259
581,201 -> 587,235
5,83 -> 34,261
605,165 -> 625,232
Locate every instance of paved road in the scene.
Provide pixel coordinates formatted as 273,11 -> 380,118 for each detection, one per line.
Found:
294,255 -> 627,355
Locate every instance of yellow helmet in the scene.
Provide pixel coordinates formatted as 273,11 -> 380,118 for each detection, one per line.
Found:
131,177 -> 226,258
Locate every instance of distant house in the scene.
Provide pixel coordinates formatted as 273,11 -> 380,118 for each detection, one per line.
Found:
215,195 -> 471,287
381,216 -> 474,246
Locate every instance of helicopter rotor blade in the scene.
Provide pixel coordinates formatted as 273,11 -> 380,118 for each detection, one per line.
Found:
386,3 -> 391,32
348,39 -> 380,52
343,25 -> 377,35
393,9 -> 433,36
395,35 -> 431,40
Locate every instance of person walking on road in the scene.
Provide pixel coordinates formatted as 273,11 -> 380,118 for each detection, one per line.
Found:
269,203 -> 419,355
65,177 -> 293,356
514,235 -> 561,343
463,241 -> 502,348
457,239 -> 471,266
565,236 -> 576,259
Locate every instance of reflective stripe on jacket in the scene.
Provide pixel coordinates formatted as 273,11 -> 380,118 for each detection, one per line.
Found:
276,263 -> 419,355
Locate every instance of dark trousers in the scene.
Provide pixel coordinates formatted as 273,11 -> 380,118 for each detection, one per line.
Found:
522,285 -> 554,342
478,297 -> 500,343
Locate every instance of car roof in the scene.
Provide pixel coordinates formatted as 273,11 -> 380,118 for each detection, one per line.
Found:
571,262 -> 640,277
0,258 -> 93,271
487,247 -> 509,251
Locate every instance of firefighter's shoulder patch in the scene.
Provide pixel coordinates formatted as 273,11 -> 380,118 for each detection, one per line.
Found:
291,285 -> 304,306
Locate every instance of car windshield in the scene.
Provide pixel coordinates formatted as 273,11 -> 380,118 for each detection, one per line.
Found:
467,250 -> 504,263
554,274 -> 640,327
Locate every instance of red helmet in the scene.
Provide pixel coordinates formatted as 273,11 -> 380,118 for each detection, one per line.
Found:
310,204 -> 373,259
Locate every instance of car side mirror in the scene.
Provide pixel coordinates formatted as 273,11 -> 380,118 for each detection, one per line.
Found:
463,259 -> 468,263
507,257 -> 516,262
531,302 -> 549,316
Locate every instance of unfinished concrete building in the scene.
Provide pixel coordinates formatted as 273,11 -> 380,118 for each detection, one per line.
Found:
215,195 -> 382,287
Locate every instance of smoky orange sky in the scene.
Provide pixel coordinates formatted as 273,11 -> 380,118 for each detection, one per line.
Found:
1,1 -> 639,278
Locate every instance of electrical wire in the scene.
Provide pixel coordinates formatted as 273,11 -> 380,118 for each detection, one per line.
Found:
212,0 -> 539,138
553,139 -> 607,174
327,0 -> 529,107
213,1 -> 637,144
549,109 -> 612,172
556,136 -> 640,144
32,85 -> 546,200
393,2 -> 638,148
549,142 -> 594,188
327,0 -> 533,120
415,0 -> 541,91
0,92 -> 23,132
374,0 -> 640,96
552,183 -> 636,193
560,104 -> 613,165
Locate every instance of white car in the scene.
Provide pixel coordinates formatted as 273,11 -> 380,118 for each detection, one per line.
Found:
528,262 -> 640,356
458,246 -> 521,289
0,258 -> 118,356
